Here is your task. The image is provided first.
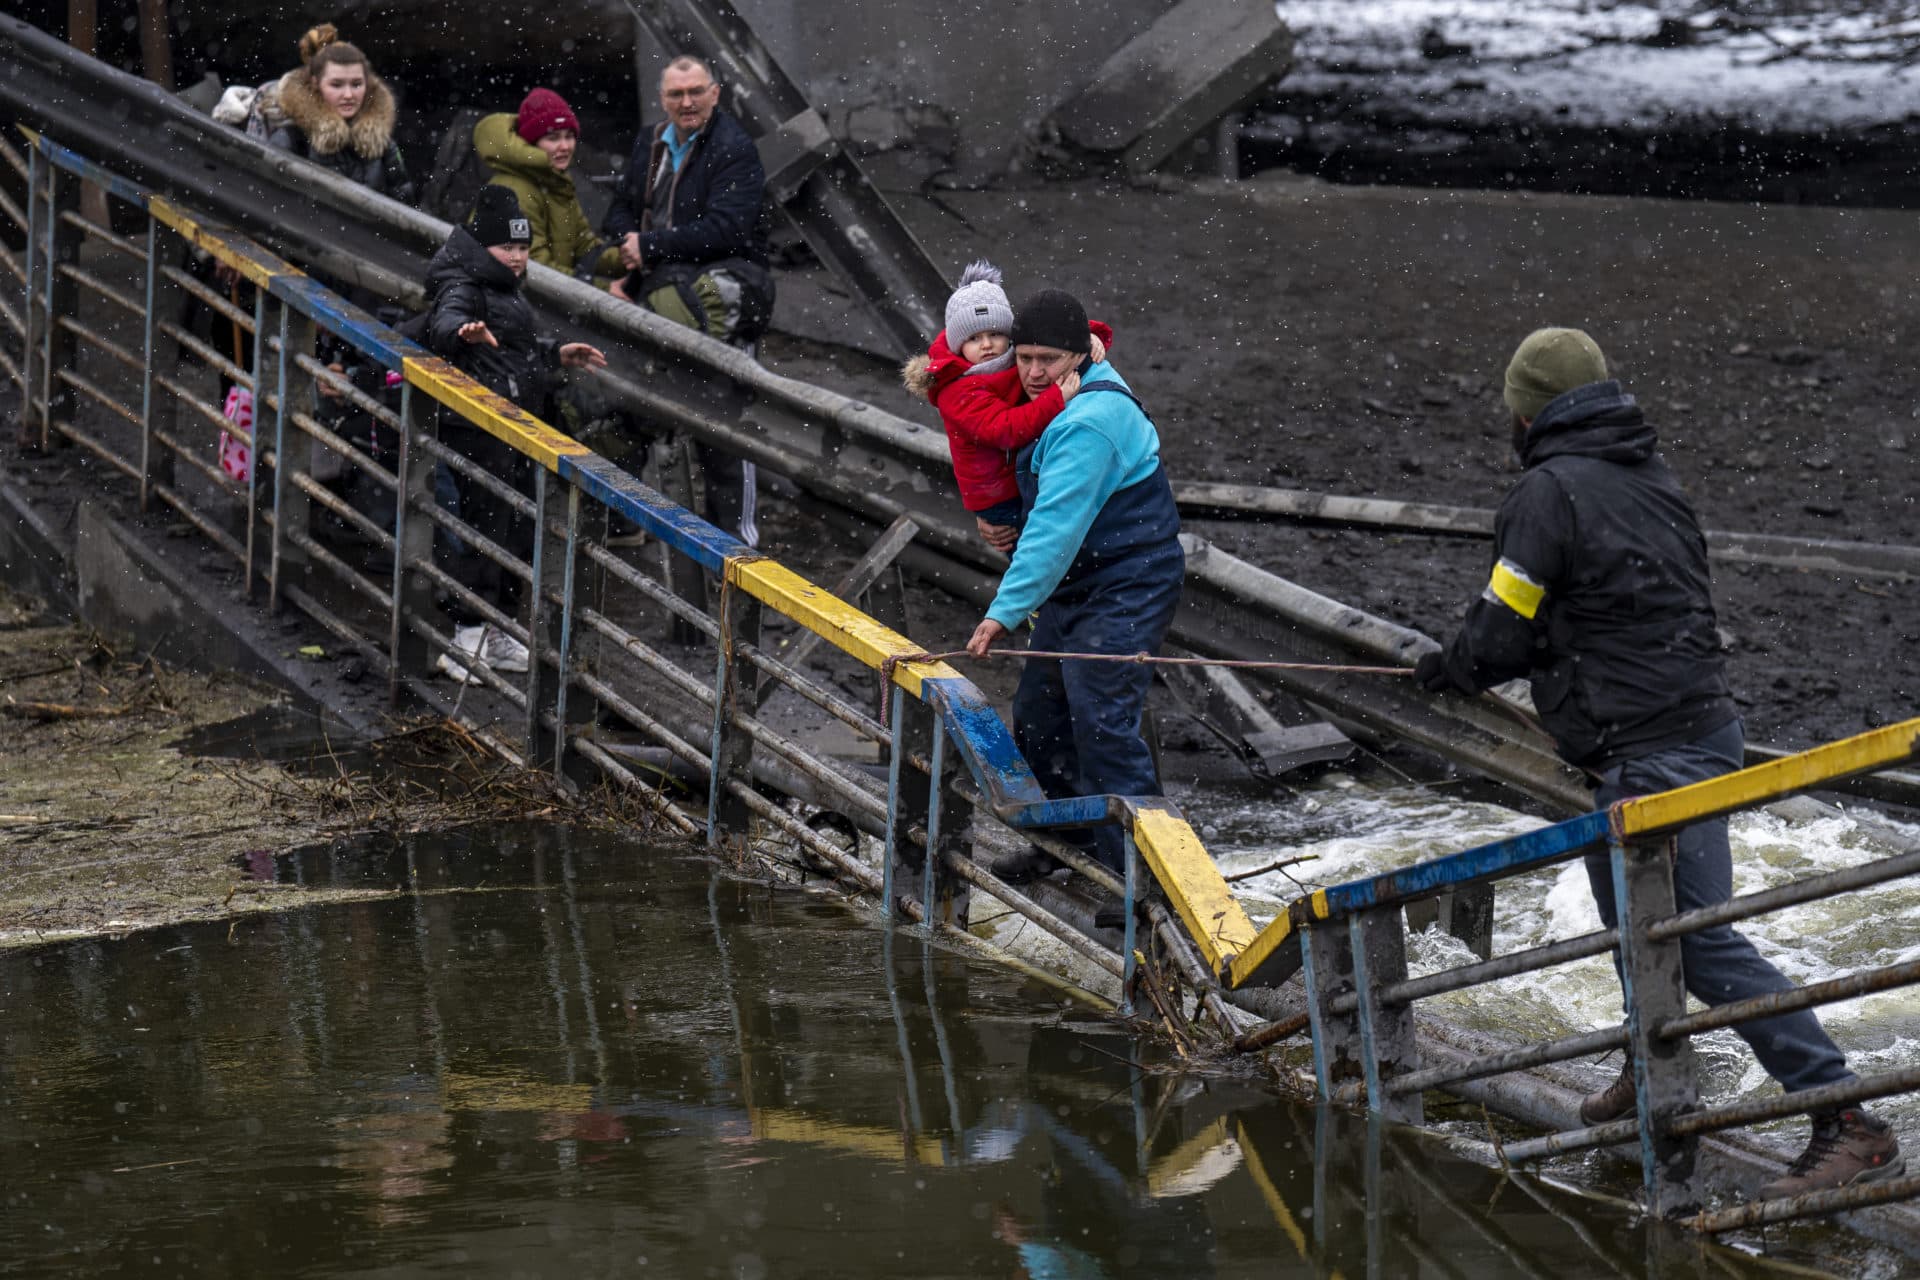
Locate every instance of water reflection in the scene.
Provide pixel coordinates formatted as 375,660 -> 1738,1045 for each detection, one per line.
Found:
1,825 -> 1796,1277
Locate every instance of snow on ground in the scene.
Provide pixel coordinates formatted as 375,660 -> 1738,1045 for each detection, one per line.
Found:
1275,1 -> 1920,130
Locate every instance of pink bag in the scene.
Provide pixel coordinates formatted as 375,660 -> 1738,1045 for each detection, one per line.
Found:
220,385 -> 253,485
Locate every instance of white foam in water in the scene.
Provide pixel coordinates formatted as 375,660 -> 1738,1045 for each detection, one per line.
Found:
1179,778 -> 1920,1134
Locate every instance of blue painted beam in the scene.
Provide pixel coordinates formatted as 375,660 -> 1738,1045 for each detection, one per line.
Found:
1311,811 -> 1612,920
556,453 -> 749,575
268,274 -> 418,371
36,136 -> 153,207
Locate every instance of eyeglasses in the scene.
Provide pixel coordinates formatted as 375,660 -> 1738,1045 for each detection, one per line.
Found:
662,85 -> 716,102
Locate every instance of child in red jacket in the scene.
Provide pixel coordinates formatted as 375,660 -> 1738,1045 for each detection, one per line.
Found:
901,261 -> 1110,544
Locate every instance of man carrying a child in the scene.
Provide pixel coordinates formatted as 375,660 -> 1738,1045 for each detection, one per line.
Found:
958,289 -> 1184,894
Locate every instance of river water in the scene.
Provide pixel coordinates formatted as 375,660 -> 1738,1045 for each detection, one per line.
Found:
0,823 -> 1819,1278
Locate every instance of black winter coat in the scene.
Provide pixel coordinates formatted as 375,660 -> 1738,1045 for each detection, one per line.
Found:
423,227 -> 560,415
1434,381 -> 1737,769
602,108 -> 769,273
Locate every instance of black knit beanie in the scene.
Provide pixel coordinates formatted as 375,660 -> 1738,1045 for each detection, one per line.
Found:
1009,289 -> 1091,355
468,184 -> 532,248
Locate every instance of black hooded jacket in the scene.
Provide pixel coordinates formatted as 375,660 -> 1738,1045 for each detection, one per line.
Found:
423,226 -> 559,414
1434,380 -> 1737,769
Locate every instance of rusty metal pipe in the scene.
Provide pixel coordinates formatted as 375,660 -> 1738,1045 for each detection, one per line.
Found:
1650,844 -> 1920,943
1331,927 -> 1617,1014
1388,1024 -> 1629,1097
1658,958 -> 1920,1042
1686,1172 -> 1920,1234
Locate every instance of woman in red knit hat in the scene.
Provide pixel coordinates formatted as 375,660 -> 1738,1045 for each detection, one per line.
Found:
470,88 -> 623,282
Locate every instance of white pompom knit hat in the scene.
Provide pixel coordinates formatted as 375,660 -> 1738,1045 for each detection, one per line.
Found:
943,260 -> 1015,350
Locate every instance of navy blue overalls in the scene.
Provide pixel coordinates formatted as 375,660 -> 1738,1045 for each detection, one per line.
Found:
1009,383 -> 1185,873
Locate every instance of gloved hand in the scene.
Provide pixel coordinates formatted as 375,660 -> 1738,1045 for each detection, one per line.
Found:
1414,650 -> 1455,693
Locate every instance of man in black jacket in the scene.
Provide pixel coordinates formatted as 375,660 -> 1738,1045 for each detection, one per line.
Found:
602,54 -> 773,546
1415,327 -> 1901,1199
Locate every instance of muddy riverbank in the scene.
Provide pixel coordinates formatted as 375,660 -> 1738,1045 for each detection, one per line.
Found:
0,583 -> 656,947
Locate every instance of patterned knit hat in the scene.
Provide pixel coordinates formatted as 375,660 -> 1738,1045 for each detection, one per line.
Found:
944,261 -> 1015,351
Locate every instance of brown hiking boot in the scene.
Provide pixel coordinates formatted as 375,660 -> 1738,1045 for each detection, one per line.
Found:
1756,1109 -> 1904,1201
1580,1060 -> 1638,1127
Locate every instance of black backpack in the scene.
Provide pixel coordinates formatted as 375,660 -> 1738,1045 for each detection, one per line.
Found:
421,108 -> 493,224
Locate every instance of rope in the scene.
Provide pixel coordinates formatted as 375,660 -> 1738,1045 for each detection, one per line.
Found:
876,646 -> 1413,728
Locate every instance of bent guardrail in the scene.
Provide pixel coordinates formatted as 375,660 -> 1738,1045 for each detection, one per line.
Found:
0,129 -> 1256,1024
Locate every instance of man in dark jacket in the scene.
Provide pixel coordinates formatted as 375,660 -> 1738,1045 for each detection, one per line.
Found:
1416,327 -> 1901,1200
424,185 -> 604,671
601,55 -> 772,545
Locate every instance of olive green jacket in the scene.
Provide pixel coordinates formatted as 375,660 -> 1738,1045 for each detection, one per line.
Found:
472,113 -> 623,281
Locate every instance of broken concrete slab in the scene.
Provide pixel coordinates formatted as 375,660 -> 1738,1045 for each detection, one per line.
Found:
1052,0 -> 1293,173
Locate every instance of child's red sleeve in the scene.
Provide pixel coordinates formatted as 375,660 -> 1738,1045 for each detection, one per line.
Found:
940,373 -> 1065,452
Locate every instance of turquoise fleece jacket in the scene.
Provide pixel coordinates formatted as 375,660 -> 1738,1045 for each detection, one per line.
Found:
986,362 -> 1162,629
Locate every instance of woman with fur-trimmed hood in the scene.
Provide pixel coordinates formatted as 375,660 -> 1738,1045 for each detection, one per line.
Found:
261,25 -> 414,204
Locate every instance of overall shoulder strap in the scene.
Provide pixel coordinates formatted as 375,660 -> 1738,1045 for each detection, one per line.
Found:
1075,380 -> 1152,423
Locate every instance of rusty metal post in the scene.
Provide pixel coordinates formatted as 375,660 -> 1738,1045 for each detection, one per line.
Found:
387,383 -> 437,698
652,431 -> 707,645
884,695 -> 934,921
38,156 -> 80,451
17,140 -> 43,448
1300,919 -> 1363,1099
1612,834 -> 1700,1216
706,576 -> 761,846
1349,907 -> 1422,1124
268,307 -> 315,604
919,719 -> 972,931
137,214 -> 184,509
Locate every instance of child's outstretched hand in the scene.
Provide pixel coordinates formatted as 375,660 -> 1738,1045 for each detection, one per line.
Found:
560,342 -> 607,371
1056,369 -> 1082,402
1089,333 -> 1107,363
458,321 -> 499,348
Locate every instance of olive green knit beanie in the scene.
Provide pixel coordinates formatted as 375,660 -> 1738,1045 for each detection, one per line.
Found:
1503,328 -> 1608,422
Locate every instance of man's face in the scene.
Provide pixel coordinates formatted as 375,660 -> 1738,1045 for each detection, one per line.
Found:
1016,345 -> 1078,400
659,65 -> 719,135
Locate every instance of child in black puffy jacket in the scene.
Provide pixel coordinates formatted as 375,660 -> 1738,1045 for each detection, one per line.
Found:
422,186 -> 604,673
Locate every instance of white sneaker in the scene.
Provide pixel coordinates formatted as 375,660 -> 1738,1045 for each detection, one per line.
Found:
435,651 -> 474,682
450,624 -> 487,658
479,629 -> 530,674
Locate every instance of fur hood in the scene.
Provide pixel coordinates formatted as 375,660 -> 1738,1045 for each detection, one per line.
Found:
275,66 -> 397,159
900,353 -> 934,400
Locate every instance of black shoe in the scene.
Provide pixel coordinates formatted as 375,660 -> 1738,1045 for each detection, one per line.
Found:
989,847 -> 1060,885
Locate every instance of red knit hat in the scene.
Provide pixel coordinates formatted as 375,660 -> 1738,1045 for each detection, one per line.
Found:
516,88 -> 580,144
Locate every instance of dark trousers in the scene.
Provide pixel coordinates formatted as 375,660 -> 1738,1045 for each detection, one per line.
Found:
439,421 -> 535,620
1011,546 -> 1184,873
1584,719 -> 1852,1094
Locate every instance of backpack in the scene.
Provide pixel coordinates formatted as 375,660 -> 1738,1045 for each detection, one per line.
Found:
422,108 -> 493,223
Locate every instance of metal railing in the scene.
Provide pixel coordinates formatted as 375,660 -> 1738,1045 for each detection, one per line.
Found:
1230,713 -> 1920,1228
0,130 -> 1263,1033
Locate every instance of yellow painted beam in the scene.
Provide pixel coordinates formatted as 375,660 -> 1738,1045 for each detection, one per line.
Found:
725,558 -> 962,694
1617,717 -> 1920,839
402,355 -> 592,474
1132,806 -> 1257,977
1225,911 -> 1295,990
147,196 -> 296,290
